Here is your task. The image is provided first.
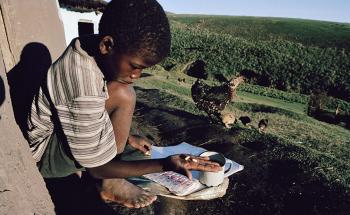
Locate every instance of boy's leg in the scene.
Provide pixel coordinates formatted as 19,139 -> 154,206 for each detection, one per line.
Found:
100,85 -> 157,208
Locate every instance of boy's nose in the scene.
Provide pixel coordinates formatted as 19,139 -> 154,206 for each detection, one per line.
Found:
131,69 -> 142,79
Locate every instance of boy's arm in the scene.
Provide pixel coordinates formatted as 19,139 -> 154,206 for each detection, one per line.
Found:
87,154 -> 222,180
105,82 -> 136,154
87,158 -> 164,179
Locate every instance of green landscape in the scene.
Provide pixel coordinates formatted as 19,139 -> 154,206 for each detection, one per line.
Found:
164,15 -> 350,103
117,15 -> 350,215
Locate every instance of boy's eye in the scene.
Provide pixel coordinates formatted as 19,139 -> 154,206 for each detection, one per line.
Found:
130,63 -> 140,70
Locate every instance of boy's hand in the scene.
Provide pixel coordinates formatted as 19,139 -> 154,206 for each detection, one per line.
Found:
128,134 -> 152,155
163,154 -> 222,180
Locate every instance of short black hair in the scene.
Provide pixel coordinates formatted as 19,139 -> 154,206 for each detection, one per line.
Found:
99,0 -> 171,64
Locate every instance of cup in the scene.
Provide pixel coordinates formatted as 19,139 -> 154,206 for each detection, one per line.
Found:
198,151 -> 234,187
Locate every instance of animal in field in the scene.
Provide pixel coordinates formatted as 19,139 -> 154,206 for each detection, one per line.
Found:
334,106 -> 350,129
258,118 -> 268,133
221,112 -> 237,128
310,105 -> 350,129
313,109 -> 339,124
191,75 -> 244,124
239,116 -> 252,126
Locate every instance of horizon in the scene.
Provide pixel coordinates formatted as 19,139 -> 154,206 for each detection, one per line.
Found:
164,13 -> 350,24
157,0 -> 350,24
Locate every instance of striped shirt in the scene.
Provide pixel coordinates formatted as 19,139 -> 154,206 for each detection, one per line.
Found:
26,38 -> 117,168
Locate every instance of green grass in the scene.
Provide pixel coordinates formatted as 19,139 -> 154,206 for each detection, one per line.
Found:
164,19 -> 350,102
168,15 -> 350,50
139,69 -> 307,115
236,91 -> 306,115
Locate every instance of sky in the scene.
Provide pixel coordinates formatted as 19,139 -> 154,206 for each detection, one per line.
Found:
156,0 -> 350,23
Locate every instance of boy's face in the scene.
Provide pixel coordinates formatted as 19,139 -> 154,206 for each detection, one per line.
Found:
106,51 -> 153,84
98,36 -> 160,84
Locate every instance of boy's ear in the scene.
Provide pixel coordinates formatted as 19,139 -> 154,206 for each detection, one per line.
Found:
99,36 -> 115,55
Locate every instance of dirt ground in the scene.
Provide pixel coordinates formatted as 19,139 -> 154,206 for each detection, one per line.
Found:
46,87 -> 350,215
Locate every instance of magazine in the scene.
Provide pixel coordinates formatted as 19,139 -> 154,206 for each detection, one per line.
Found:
143,171 -> 205,196
142,142 -> 244,196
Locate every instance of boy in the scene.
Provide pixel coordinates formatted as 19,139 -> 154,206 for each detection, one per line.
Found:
25,0 -> 221,209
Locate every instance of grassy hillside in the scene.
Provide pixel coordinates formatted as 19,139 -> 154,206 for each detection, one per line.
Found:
162,15 -> 350,102
168,15 -> 350,50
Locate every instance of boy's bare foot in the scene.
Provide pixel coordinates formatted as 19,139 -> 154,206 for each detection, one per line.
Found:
99,178 -> 157,208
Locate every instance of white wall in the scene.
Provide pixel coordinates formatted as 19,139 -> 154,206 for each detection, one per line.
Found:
59,8 -> 102,45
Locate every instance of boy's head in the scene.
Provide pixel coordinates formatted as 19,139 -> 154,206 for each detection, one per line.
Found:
99,0 -> 171,65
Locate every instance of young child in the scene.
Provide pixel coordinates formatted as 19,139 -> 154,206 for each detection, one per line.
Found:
25,0 -> 221,208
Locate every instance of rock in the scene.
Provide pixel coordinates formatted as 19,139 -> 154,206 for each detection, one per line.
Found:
181,59 -> 208,79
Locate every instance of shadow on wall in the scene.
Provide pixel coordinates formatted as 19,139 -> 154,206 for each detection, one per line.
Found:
5,42 -> 116,214
0,77 -> 5,120
6,42 -> 52,135
0,77 -> 5,106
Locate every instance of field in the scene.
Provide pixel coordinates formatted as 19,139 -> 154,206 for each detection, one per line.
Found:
162,15 -> 350,103
168,15 -> 350,50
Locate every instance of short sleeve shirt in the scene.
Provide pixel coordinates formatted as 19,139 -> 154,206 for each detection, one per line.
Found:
26,38 -> 117,168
